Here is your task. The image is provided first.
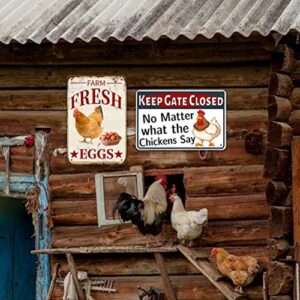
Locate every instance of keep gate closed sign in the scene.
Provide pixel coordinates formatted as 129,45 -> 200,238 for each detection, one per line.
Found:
136,90 -> 226,150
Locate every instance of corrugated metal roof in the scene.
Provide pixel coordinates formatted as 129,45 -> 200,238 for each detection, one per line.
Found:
0,0 -> 300,44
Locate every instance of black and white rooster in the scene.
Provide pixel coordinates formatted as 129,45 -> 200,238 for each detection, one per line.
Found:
113,175 -> 168,245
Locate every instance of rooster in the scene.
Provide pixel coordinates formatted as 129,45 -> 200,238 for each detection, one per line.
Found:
113,175 -> 168,246
169,185 -> 208,246
73,106 -> 103,144
192,110 -> 221,147
211,248 -> 263,294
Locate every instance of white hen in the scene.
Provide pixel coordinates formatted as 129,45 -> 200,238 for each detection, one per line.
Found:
170,193 -> 208,245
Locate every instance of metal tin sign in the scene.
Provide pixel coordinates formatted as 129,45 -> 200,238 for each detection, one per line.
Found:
136,90 -> 226,150
68,76 -> 126,164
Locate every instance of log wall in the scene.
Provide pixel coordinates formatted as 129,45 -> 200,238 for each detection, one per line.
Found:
0,35 -> 273,299
264,43 -> 298,299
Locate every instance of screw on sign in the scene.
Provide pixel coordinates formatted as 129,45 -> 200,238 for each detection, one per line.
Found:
67,76 -> 127,165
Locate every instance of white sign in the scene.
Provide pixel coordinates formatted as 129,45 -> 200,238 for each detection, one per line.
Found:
67,76 -> 126,164
136,90 -> 226,150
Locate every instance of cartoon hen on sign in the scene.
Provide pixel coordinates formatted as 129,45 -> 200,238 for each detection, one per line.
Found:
192,110 -> 221,147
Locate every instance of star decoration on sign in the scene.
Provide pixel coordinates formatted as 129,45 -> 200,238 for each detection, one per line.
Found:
115,150 -> 123,158
70,150 -> 78,158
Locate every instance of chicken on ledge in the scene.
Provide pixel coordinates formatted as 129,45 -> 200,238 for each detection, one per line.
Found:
113,175 -> 168,247
169,185 -> 208,246
211,247 -> 263,294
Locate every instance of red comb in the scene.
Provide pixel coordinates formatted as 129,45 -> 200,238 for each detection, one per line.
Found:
197,110 -> 205,115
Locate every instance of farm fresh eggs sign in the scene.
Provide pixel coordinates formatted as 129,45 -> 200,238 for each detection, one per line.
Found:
136,90 -> 226,150
67,76 -> 126,164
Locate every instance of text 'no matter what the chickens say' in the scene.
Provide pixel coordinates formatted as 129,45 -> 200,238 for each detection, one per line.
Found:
136,90 -> 226,151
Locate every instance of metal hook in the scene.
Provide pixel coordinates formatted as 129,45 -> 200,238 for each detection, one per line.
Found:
198,150 -> 208,160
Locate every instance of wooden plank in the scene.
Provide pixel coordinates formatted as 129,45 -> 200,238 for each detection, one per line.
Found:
185,194 -> 270,220
154,253 -> 177,300
0,39 -> 272,65
178,246 -> 243,300
50,138 -> 265,174
292,137 -> 300,263
0,155 -> 34,174
268,239 -> 290,260
51,198 -> 97,225
263,148 -> 290,180
270,206 -> 293,238
0,88 -> 269,111
49,164 -> 266,198
0,110 -> 267,148
0,144 -> 34,174
33,245 -> 177,254
51,194 -> 270,226
0,136 -> 26,146
290,61 -> 300,85
46,263 -> 59,300
51,220 -> 269,248
268,96 -> 292,122
50,247 -> 269,276
0,65 -> 270,89
184,165 -> 266,196
289,110 -> 300,134
201,220 -> 270,246
49,173 -> 95,198
0,173 -> 36,194
51,274 -> 264,300
0,111 -> 65,138
269,73 -> 294,98
273,44 -> 296,74
291,88 -> 300,109
267,261 -> 294,296
34,129 -> 51,300
267,121 -> 293,147
266,181 -> 290,206
2,146 -> 10,195
66,253 -> 85,300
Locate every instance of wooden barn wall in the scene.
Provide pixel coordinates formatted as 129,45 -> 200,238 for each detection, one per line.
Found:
0,35 -> 291,299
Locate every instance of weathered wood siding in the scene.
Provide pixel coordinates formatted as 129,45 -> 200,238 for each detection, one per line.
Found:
0,35 -> 274,299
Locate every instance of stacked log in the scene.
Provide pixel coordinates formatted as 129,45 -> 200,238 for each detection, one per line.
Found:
264,44 -> 295,298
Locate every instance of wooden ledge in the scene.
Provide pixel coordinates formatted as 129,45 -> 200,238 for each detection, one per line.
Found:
31,245 -> 178,255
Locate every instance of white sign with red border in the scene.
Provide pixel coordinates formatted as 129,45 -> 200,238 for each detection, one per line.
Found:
67,76 -> 126,164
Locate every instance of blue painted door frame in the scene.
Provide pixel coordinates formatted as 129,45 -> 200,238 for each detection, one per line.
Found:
0,174 -> 51,300
0,197 -> 36,299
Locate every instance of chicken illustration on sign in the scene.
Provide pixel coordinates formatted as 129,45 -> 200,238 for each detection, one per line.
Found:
136,90 -> 226,150
192,110 -> 221,147
67,76 -> 126,164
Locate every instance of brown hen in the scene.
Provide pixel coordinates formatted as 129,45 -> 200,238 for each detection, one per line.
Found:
211,248 -> 262,294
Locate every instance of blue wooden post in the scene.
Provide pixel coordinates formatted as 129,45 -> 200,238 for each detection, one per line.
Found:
34,129 -> 51,300
35,177 -> 51,300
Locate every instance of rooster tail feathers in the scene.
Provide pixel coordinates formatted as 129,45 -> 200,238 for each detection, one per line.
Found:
143,200 -> 156,225
113,192 -> 142,222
